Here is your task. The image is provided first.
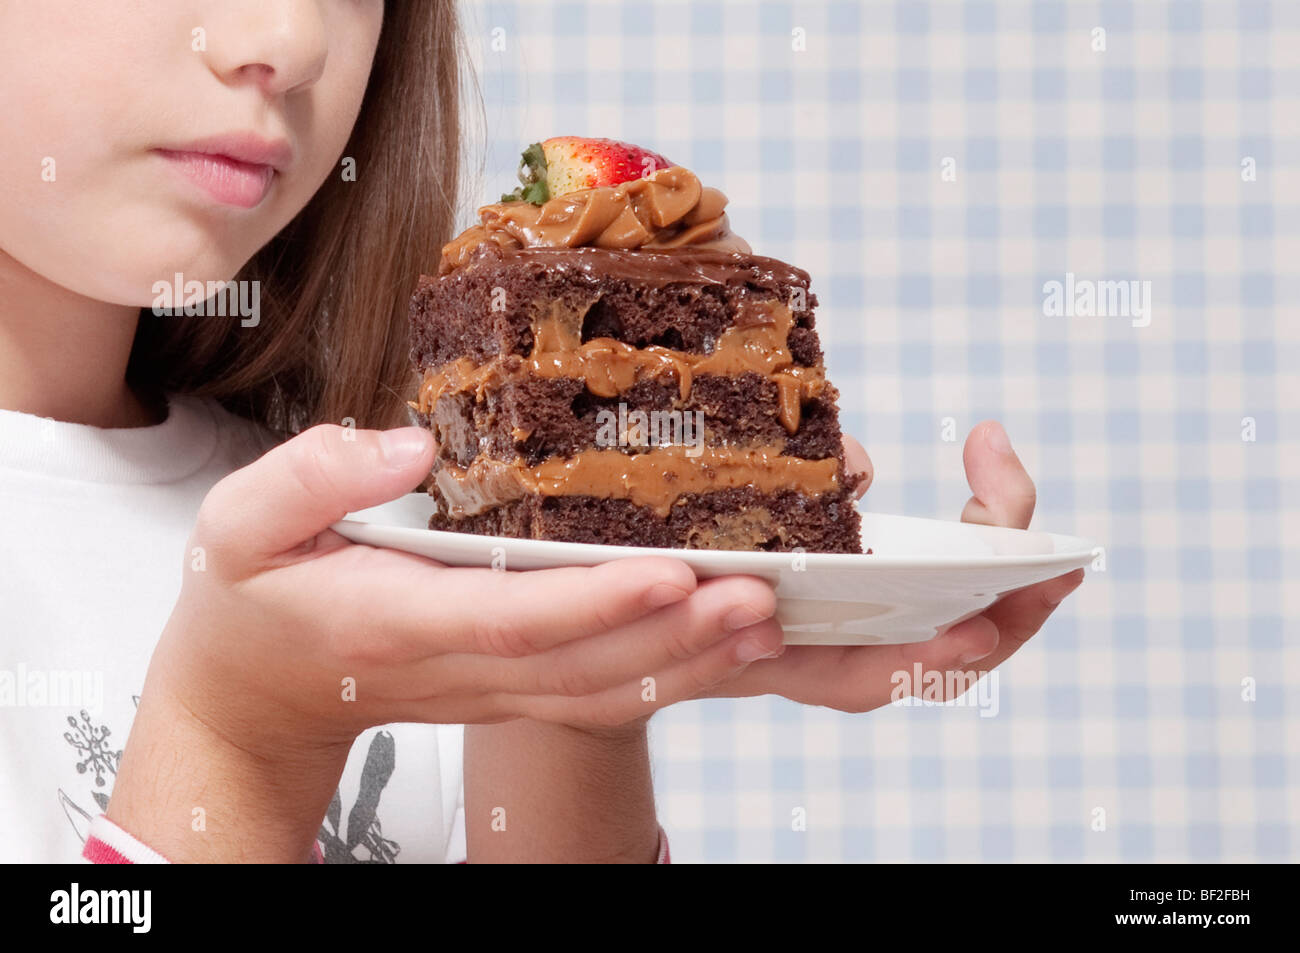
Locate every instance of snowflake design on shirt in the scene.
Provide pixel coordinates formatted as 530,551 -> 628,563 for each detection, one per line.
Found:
62,709 -> 120,788
57,702 -> 132,843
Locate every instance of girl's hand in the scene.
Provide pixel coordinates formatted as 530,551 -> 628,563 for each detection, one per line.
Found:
702,421 -> 1084,711
110,424 -> 783,860
109,424 -> 782,860
149,424 -> 783,745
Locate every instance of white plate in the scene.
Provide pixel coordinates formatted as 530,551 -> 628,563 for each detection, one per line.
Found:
332,495 -> 1097,646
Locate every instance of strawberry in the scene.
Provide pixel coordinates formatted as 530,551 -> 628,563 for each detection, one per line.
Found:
500,137 -> 673,205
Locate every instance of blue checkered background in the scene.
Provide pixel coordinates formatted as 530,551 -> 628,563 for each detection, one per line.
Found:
459,0 -> 1297,861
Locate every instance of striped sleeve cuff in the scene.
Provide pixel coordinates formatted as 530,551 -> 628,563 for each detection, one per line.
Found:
82,813 -> 661,864
656,824 -> 671,864
83,815 -> 170,865
83,815 -> 326,864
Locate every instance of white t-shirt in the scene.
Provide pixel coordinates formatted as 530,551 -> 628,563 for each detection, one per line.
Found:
0,394 -> 465,863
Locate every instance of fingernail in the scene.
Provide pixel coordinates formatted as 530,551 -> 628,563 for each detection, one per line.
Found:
735,638 -> 782,663
645,582 -> 691,609
380,428 -> 431,468
725,605 -> 771,632
959,648 -> 992,664
986,422 -> 1013,455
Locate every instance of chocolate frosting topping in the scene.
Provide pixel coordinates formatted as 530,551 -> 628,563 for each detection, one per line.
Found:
440,166 -> 751,274
442,244 -> 812,290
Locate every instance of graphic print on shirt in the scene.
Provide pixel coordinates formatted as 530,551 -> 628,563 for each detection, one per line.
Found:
57,704 -> 129,844
318,729 -> 402,863
56,700 -> 402,863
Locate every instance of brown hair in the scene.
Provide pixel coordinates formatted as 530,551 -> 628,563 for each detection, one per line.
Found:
127,1 -> 467,437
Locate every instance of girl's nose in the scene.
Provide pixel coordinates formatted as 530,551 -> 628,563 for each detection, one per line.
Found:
201,0 -> 329,97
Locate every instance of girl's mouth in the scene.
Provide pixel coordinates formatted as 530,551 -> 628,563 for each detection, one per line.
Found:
154,146 -> 282,209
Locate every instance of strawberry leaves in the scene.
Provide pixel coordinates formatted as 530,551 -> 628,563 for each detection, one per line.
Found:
500,141 -> 551,205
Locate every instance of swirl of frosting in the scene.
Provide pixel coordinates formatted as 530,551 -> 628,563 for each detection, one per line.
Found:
438,166 -> 750,274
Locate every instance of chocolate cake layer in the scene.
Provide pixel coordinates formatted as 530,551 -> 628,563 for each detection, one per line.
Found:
422,373 -> 846,468
418,289 -> 828,437
410,244 -> 820,372
426,486 -> 863,553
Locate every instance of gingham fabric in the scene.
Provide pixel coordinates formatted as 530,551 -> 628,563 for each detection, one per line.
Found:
461,0 -> 1298,862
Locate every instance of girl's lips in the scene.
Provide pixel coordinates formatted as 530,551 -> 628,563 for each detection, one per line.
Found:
155,149 -> 277,209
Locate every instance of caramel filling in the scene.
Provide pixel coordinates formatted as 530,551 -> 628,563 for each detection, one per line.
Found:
439,167 -> 751,275
416,298 -> 825,433
687,507 -> 784,550
434,445 -> 840,518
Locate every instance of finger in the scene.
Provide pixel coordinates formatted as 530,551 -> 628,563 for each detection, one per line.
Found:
383,692 -> 524,728
695,570 -> 1084,712
906,614 -> 1002,671
409,576 -> 778,698
841,434 -> 874,499
691,643 -> 851,707
198,424 -> 434,570
809,619 -> 996,710
704,567 -> 1075,712
711,613 -> 999,713
946,570 -> 1085,672
501,617 -> 787,727
888,568 -> 1084,675
960,420 -> 1036,529
321,551 -> 704,661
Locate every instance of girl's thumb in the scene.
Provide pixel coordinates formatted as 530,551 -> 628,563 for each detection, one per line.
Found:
196,424 -> 433,569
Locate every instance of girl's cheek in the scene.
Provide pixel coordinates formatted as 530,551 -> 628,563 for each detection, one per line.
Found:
0,3 -> 228,303
0,0 -> 383,306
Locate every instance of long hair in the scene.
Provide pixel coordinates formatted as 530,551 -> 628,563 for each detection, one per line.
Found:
127,1 -> 466,436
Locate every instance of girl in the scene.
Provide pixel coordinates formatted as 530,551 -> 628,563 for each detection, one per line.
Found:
0,0 -> 1080,863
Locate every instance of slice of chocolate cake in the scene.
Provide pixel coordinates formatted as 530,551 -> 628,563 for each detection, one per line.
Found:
409,137 -> 862,552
